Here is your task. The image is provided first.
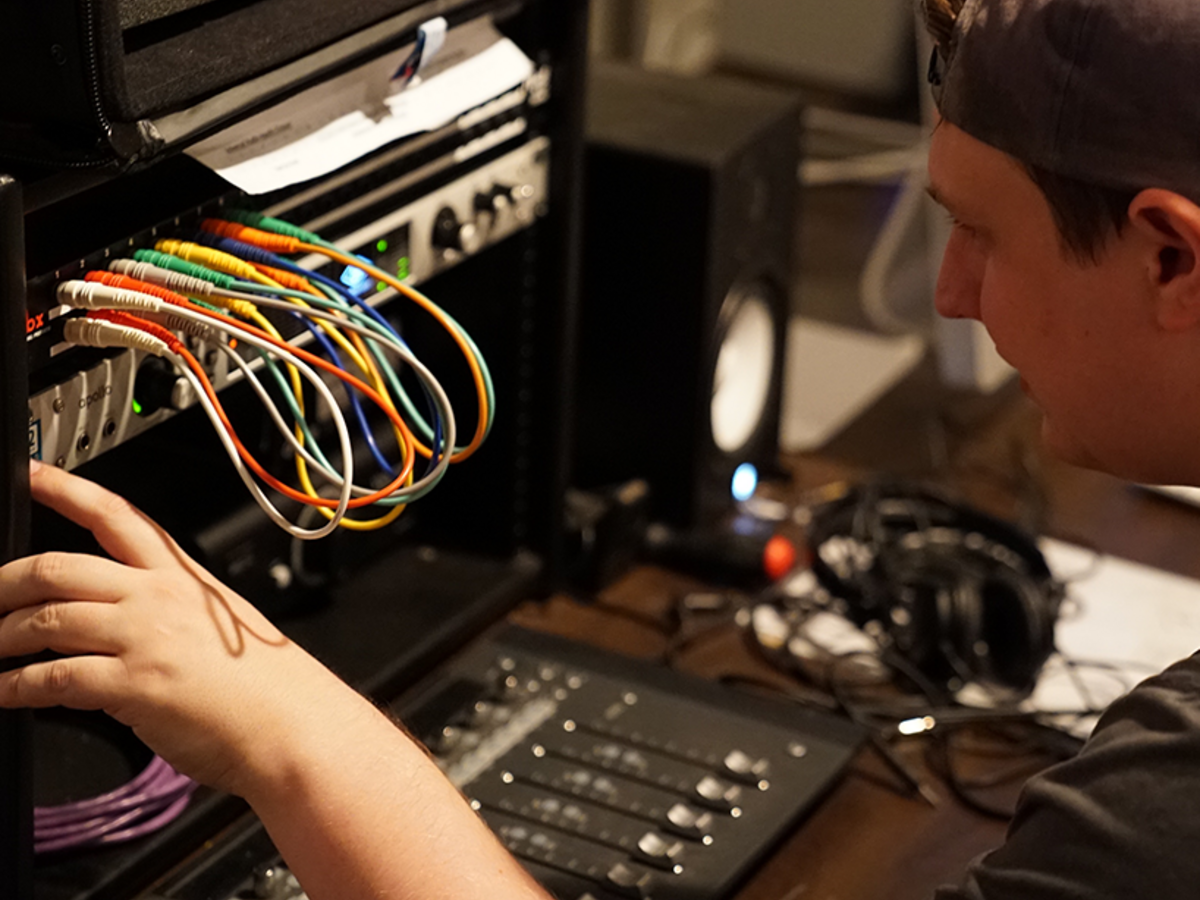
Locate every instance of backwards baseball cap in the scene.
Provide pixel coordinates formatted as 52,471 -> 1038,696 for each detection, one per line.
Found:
929,0 -> 1200,198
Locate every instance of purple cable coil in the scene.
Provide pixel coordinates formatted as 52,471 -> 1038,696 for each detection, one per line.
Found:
34,756 -> 197,854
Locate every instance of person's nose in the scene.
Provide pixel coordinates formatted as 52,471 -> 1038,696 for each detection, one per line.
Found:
934,228 -> 984,321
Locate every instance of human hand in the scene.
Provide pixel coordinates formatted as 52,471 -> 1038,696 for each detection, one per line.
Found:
0,460 -> 363,797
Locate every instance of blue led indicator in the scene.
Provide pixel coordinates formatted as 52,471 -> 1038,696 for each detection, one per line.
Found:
731,463 -> 758,502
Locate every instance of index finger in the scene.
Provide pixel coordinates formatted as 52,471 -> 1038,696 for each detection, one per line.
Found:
0,552 -> 135,614
29,461 -> 184,570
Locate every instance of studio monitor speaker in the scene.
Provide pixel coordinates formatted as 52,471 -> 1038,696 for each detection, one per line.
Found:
575,63 -> 801,527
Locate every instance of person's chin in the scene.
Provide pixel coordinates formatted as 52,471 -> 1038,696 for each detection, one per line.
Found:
1039,416 -> 1157,481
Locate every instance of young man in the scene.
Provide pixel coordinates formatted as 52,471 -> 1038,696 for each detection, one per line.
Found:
924,1 -> 1200,897
3,0 -> 1199,897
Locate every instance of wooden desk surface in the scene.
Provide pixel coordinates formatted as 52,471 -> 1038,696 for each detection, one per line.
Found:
510,391 -> 1200,900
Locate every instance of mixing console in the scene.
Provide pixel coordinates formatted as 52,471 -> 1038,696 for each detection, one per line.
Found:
144,626 -> 863,900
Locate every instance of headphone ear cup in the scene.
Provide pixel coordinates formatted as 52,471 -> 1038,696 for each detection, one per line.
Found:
946,575 -> 988,683
885,547 -> 975,688
977,566 -> 1055,692
908,553 -> 991,689
925,550 -> 1054,694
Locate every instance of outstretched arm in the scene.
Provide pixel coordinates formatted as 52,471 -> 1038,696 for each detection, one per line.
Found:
0,460 -> 550,900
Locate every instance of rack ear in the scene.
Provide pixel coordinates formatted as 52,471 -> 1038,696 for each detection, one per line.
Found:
0,173 -> 32,900
1128,189 -> 1200,331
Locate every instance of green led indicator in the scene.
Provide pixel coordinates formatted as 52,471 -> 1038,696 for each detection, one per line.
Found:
376,281 -> 388,293
397,256 -> 410,281
131,398 -> 143,415
376,239 -> 389,254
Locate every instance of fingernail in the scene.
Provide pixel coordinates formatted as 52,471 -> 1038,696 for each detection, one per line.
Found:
29,459 -> 43,473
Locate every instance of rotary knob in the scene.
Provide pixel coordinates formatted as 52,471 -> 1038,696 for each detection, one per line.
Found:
474,184 -> 513,218
478,183 -> 516,227
432,206 -> 483,256
133,356 -> 192,416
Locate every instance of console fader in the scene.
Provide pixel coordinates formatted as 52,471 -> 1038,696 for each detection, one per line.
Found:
142,627 -> 862,900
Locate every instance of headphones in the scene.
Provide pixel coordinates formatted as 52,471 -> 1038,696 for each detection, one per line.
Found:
806,482 -> 1063,697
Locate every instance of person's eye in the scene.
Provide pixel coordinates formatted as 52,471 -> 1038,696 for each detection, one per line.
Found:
944,212 -> 976,235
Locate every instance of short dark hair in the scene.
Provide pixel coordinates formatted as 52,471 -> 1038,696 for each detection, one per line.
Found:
1023,166 -> 1137,264
922,0 -> 1136,264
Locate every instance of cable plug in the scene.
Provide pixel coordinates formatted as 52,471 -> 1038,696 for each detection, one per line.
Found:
155,240 -> 259,282
57,280 -> 163,313
131,249 -> 239,290
207,295 -> 258,319
143,311 -> 218,342
222,209 -> 323,245
85,271 -> 190,307
91,310 -> 185,353
64,317 -> 172,357
253,264 -> 314,292
202,233 -> 279,270
200,218 -> 300,254
109,259 -> 217,299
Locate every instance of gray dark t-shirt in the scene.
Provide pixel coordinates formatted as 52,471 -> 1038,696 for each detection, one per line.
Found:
937,652 -> 1200,899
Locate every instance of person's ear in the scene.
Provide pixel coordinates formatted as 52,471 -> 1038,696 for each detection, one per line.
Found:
1127,189 -> 1200,331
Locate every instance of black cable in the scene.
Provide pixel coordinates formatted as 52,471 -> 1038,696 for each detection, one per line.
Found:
927,714 -> 1085,821
928,728 -> 1020,821
715,672 -> 841,713
822,652 -> 941,806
